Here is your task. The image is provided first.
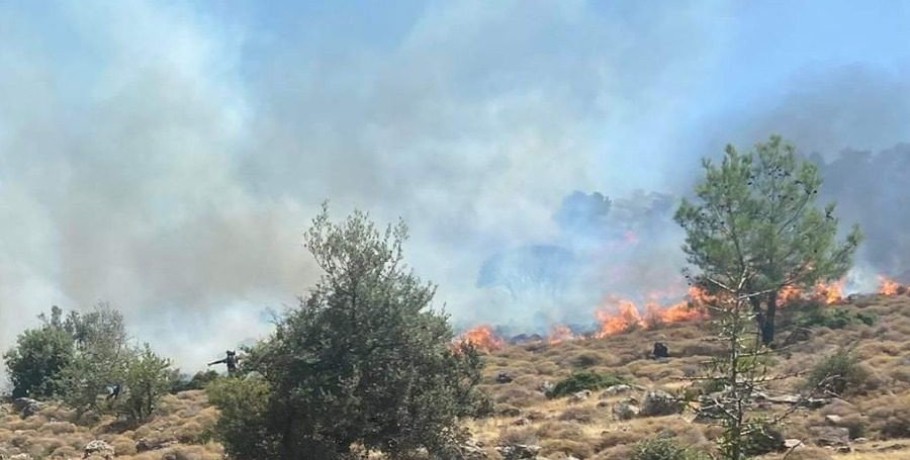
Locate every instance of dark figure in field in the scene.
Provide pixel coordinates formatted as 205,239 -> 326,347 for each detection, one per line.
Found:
106,383 -> 122,401
209,350 -> 239,375
652,342 -> 669,359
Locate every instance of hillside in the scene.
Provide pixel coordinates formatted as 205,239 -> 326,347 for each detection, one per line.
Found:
4,292 -> 910,459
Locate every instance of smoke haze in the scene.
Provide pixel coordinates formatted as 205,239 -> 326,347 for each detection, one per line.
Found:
1,1 -> 909,378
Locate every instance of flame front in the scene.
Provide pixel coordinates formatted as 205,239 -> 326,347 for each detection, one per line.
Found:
548,325 -> 575,345
879,277 -> 901,296
455,325 -> 503,353
594,287 -> 710,338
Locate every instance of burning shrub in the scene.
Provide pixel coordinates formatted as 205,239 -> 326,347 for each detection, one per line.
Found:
545,371 -> 630,399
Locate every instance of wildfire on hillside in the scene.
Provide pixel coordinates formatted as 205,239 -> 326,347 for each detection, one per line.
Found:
453,325 -> 503,353
594,286 -> 712,338
879,276 -> 903,296
457,274 -> 908,353
548,325 -> 575,345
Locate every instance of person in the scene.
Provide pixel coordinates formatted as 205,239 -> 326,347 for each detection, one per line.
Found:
106,383 -> 122,401
208,350 -> 239,375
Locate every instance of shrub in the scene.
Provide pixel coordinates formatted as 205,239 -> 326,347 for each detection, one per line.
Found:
3,306 -> 74,398
630,436 -> 708,460
209,206 -> 489,459
804,348 -> 868,396
169,369 -> 220,394
545,371 -> 629,399
795,304 -> 876,330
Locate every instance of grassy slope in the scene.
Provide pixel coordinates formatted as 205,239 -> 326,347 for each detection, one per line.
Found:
3,294 -> 910,459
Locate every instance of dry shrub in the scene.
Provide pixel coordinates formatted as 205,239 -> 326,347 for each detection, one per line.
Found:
38,420 -> 77,435
535,421 -> 588,444
540,438 -> 595,458
494,404 -> 521,417
50,445 -> 81,458
494,387 -> 541,408
595,445 -> 634,460
772,447 -> 833,460
109,435 -> 138,456
597,429 -> 644,450
535,362 -> 560,375
865,393 -> 910,439
497,426 -> 538,446
557,405 -> 599,424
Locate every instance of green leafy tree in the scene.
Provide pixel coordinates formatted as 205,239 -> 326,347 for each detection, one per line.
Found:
675,135 -> 862,345
3,306 -> 74,398
119,343 -> 172,422
57,304 -> 132,415
209,203 -> 489,459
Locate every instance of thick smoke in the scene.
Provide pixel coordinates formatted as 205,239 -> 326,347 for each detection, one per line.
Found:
0,0 -> 726,377
1,0 -> 908,383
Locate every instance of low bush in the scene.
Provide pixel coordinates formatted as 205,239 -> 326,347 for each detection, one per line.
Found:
804,348 -> 869,396
545,371 -> 629,399
630,436 -> 708,460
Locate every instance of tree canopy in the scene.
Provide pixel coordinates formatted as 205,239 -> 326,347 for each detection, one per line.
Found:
675,135 -> 862,344
209,203 -> 489,459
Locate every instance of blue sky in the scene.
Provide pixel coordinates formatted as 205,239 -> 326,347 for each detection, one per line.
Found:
1,0 -> 909,371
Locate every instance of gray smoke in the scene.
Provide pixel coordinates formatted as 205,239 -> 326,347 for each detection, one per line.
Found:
1,0 -> 908,384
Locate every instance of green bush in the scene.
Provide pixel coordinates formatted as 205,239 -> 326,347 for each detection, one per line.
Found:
631,437 -> 708,460
3,306 -> 74,398
796,305 -> 876,330
805,348 -> 868,396
208,205 -> 488,459
546,371 -> 629,399
169,369 -> 220,394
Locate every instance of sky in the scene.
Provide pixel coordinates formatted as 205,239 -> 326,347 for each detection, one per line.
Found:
1,0 -> 909,377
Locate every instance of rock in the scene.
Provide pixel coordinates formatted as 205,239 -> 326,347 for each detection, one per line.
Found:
496,444 -> 542,460
802,398 -> 831,409
612,402 -> 640,421
568,390 -> 591,403
11,398 -> 42,418
496,406 -> 522,417
652,342 -> 670,358
601,384 -> 633,397
825,414 -> 843,425
83,440 -> 115,459
538,381 -> 554,394
640,390 -> 682,417
496,372 -> 514,384
459,439 -> 488,460
9,454 -> 33,460
784,439 -> 804,449
135,437 -> 178,452
809,426 -> 851,451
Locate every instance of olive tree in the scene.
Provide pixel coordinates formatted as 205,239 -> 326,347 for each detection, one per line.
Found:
209,203 -> 489,459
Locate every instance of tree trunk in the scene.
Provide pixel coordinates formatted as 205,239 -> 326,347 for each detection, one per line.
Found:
760,291 -> 778,346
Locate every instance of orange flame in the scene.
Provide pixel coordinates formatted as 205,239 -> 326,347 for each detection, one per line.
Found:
813,279 -> 844,305
548,325 -> 575,345
879,277 -> 901,296
454,325 -> 503,353
594,287 -> 710,338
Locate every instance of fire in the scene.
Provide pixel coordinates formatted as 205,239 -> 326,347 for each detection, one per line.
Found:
595,299 -> 643,338
548,325 -> 575,345
879,277 -> 902,296
454,325 -> 503,353
778,285 -> 802,304
594,287 -> 710,338
813,279 -> 844,305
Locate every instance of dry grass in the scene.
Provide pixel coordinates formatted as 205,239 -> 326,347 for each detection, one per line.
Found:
6,294 -> 910,459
